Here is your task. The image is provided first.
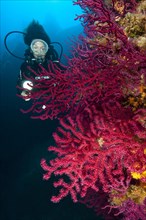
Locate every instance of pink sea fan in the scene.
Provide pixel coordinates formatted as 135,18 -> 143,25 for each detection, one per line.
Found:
19,62 -> 73,120
115,198 -> 146,220
18,0 -> 146,121
40,102 -> 145,203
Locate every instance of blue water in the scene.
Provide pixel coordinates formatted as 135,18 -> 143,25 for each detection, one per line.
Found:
0,1 -> 103,220
1,0 -> 83,59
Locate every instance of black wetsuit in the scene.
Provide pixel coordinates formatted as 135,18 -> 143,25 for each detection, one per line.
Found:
17,49 -> 60,94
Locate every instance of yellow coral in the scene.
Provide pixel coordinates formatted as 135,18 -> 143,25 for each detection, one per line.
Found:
131,171 -> 146,179
113,0 -> 125,15
126,184 -> 146,204
116,0 -> 146,50
111,194 -> 126,206
135,36 -> 146,50
131,148 -> 146,179
119,12 -> 146,38
97,137 -> 104,147
123,75 -> 146,111
110,183 -> 146,206
137,0 -> 146,14
131,172 -> 141,179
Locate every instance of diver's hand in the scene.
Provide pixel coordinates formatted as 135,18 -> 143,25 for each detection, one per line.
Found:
21,90 -> 31,101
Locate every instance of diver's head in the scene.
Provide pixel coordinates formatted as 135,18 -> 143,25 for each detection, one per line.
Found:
30,39 -> 49,62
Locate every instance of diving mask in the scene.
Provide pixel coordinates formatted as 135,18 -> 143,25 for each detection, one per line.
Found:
30,39 -> 49,58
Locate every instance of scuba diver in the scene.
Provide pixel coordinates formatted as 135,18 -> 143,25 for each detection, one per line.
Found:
7,20 -> 63,101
